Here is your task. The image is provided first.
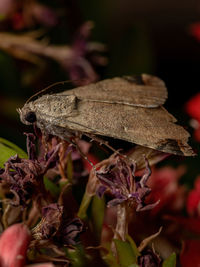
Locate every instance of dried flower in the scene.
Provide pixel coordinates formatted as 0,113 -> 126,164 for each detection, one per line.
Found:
33,203 -> 83,246
0,0 -> 58,29
96,156 -> 158,211
62,21 -> 107,84
29,3 -> 58,27
0,133 -> 60,207
0,23 -> 106,85
138,248 -> 162,267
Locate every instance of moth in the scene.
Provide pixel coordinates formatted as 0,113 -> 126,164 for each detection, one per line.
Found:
18,74 -> 194,156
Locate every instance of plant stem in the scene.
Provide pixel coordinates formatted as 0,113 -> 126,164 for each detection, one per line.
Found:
114,202 -> 129,241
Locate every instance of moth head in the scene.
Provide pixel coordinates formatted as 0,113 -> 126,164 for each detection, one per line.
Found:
17,104 -> 37,125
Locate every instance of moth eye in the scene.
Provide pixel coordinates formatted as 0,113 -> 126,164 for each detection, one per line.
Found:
24,111 -> 36,123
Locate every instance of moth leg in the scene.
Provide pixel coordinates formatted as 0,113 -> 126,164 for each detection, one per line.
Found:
41,131 -> 51,157
84,133 -> 127,159
71,137 -> 97,171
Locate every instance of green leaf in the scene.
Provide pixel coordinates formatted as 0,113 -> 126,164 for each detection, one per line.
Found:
102,249 -> 119,267
162,252 -> 176,267
91,195 -> 105,241
0,14 -> 6,21
0,137 -> 27,167
114,239 -> 138,266
43,176 -> 60,198
126,235 -> 140,258
77,191 -> 93,220
65,244 -> 87,267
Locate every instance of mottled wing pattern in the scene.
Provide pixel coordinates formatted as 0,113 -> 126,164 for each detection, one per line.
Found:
58,74 -> 168,108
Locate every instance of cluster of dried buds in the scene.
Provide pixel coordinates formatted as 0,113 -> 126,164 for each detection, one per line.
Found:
0,132 -> 164,266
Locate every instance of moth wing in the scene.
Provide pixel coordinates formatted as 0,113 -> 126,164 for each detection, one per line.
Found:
58,74 -> 168,108
57,100 -> 194,156
128,146 -> 169,170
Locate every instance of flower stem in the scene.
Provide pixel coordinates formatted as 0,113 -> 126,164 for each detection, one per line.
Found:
114,202 -> 129,241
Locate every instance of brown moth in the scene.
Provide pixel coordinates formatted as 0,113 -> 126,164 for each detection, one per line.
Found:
18,74 -> 194,156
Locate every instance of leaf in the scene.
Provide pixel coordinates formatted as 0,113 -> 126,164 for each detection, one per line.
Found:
102,249 -> 119,267
162,252 -> 176,267
114,239 -> 138,266
91,195 -> 105,241
43,176 -> 60,198
126,235 -> 140,258
138,227 -> 162,252
0,137 -> 27,167
65,244 -> 87,267
77,192 -> 92,220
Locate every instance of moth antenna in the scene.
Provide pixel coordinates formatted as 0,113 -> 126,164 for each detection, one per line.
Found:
25,79 -> 87,104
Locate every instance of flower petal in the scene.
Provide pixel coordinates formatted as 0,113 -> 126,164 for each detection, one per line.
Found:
0,223 -> 31,267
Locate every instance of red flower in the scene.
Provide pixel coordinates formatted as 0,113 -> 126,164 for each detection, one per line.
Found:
187,176 -> 200,216
180,240 -> 200,267
185,93 -> 200,142
83,153 -> 99,172
189,22 -> 200,42
146,165 -> 186,215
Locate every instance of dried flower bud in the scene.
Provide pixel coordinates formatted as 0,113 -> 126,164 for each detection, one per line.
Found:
96,156 -> 158,211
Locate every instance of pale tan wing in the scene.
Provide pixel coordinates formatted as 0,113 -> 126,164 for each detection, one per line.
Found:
58,101 -> 194,156
57,74 -> 168,108
127,146 -> 168,170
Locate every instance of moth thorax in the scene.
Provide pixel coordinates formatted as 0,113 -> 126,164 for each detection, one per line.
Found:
34,95 -> 77,116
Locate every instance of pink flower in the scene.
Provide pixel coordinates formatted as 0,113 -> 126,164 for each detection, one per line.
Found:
0,223 -> 31,267
0,223 -> 54,267
30,3 -> 58,27
0,0 -> 57,29
186,176 -> 200,216
0,0 -> 14,16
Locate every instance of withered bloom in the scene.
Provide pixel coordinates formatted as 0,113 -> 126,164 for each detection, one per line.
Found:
96,156 -> 159,211
0,133 -> 60,206
138,248 -> 162,267
66,21 -> 107,84
33,203 -> 83,246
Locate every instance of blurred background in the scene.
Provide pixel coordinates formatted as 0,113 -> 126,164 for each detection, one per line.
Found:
0,0 -> 200,180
